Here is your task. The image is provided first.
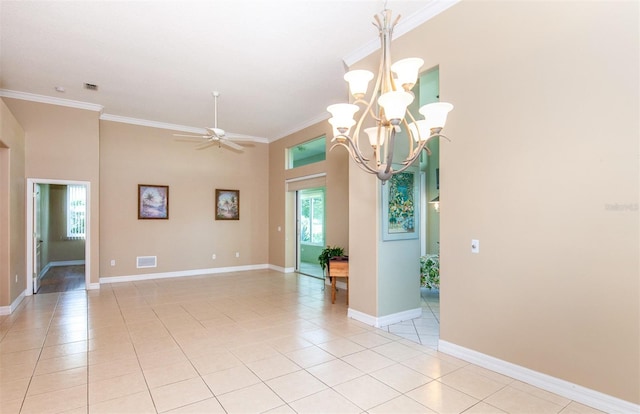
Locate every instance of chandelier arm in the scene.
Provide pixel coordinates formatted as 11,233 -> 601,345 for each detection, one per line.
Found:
354,156 -> 381,175
438,133 -> 452,143
330,137 -> 374,167
404,109 -> 418,138
373,14 -> 383,30
351,36 -> 387,155
330,141 -> 359,161
393,158 -> 421,176
401,116 -> 415,156
383,127 -> 397,175
347,140 -> 379,174
343,136 -> 381,174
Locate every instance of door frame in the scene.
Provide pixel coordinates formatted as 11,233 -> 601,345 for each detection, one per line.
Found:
26,178 -> 91,295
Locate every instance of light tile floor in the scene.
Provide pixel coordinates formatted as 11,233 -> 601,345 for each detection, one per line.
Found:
0,270 -> 603,414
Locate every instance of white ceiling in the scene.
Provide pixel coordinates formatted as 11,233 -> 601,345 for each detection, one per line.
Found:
0,1 -> 456,142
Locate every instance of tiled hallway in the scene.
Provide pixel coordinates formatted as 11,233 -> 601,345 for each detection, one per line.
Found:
0,270 -> 601,413
381,288 -> 440,348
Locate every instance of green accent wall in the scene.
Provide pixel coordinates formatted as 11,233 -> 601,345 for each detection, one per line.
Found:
419,67 -> 441,255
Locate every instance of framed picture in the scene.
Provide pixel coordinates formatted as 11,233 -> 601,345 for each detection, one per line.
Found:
138,184 -> 169,219
215,189 -> 240,220
381,166 -> 419,241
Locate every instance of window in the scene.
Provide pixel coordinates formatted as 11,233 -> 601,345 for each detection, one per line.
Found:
287,135 -> 326,169
67,185 -> 86,239
299,188 -> 325,246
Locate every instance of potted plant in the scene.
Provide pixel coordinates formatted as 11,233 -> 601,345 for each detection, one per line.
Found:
420,254 -> 440,290
318,245 -> 345,276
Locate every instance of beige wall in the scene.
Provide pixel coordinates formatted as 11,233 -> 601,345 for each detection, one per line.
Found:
348,167 -> 379,316
3,99 -> 101,286
268,121 -> 349,269
370,0 -> 638,403
0,99 -> 26,307
99,121 -> 269,277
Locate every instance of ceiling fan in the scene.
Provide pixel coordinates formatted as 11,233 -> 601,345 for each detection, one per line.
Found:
174,91 -> 245,151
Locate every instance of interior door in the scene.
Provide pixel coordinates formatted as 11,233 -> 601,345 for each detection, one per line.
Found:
32,183 -> 42,293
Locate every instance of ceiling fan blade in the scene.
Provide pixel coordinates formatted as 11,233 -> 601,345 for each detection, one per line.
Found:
195,141 -> 218,150
174,134 -> 209,139
224,136 -> 253,143
221,139 -> 244,151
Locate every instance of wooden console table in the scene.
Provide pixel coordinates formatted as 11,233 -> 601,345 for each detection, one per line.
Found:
328,257 -> 349,305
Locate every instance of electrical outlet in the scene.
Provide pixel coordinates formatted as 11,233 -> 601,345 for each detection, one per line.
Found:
110,259 -> 116,266
212,254 -> 216,260
15,274 -> 18,283
235,252 -> 240,258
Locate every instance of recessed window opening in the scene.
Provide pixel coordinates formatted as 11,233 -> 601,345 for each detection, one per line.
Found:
287,135 -> 326,169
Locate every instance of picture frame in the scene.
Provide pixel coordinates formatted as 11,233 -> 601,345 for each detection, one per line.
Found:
215,189 -> 240,220
138,184 -> 169,219
381,166 -> 419,241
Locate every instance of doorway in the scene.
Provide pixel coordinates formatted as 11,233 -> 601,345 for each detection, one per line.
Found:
26,179 -> 91,295
296,187 -> 325,279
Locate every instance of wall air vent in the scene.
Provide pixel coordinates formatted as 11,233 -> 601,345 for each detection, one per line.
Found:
136,256 -> 157,268
83,83 -> 98,91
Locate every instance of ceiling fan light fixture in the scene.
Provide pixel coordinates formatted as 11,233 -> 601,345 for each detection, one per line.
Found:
206,127 -> 226,138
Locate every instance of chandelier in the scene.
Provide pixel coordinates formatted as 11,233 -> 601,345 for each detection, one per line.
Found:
327,9 -> 454,183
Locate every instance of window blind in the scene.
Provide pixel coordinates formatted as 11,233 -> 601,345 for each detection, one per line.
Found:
67,185 -> 86,240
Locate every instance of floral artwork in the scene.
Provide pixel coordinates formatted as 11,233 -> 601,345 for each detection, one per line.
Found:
382,167 -> 419,241
387,171 -> 415,233
215,189 -> 240,220
138,185 -> 169,219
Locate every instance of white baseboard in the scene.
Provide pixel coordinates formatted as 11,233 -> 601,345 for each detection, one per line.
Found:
348,307 -> 422,328
87,283 -> 100,290
438,340 -> 640,414
268,264 -> 295,273
100,264 -> 270,284
0,289 -> 26,315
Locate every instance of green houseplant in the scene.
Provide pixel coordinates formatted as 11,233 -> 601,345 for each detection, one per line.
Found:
420,254 -> 440,290
318,245 -> 345,276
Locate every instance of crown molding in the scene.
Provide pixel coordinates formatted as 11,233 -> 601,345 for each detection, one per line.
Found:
100,113 -> 206,134
0,89 -> 268,143
0,89 -> 104,112
100,113 -> 269,143
343,0 -> 461,67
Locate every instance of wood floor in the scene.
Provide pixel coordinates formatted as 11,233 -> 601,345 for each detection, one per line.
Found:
37,265 -> 85,294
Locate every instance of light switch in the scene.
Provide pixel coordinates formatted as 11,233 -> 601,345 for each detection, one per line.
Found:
471,239 -> 480,254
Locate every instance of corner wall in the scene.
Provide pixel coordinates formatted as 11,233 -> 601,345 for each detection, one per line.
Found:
0,99 -> 26,308
385,0 -> 639,404
3,98 -> 100,287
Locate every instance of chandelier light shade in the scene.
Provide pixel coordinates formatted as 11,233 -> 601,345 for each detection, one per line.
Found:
327,9 -> 454,183
344,70 -> 374,98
